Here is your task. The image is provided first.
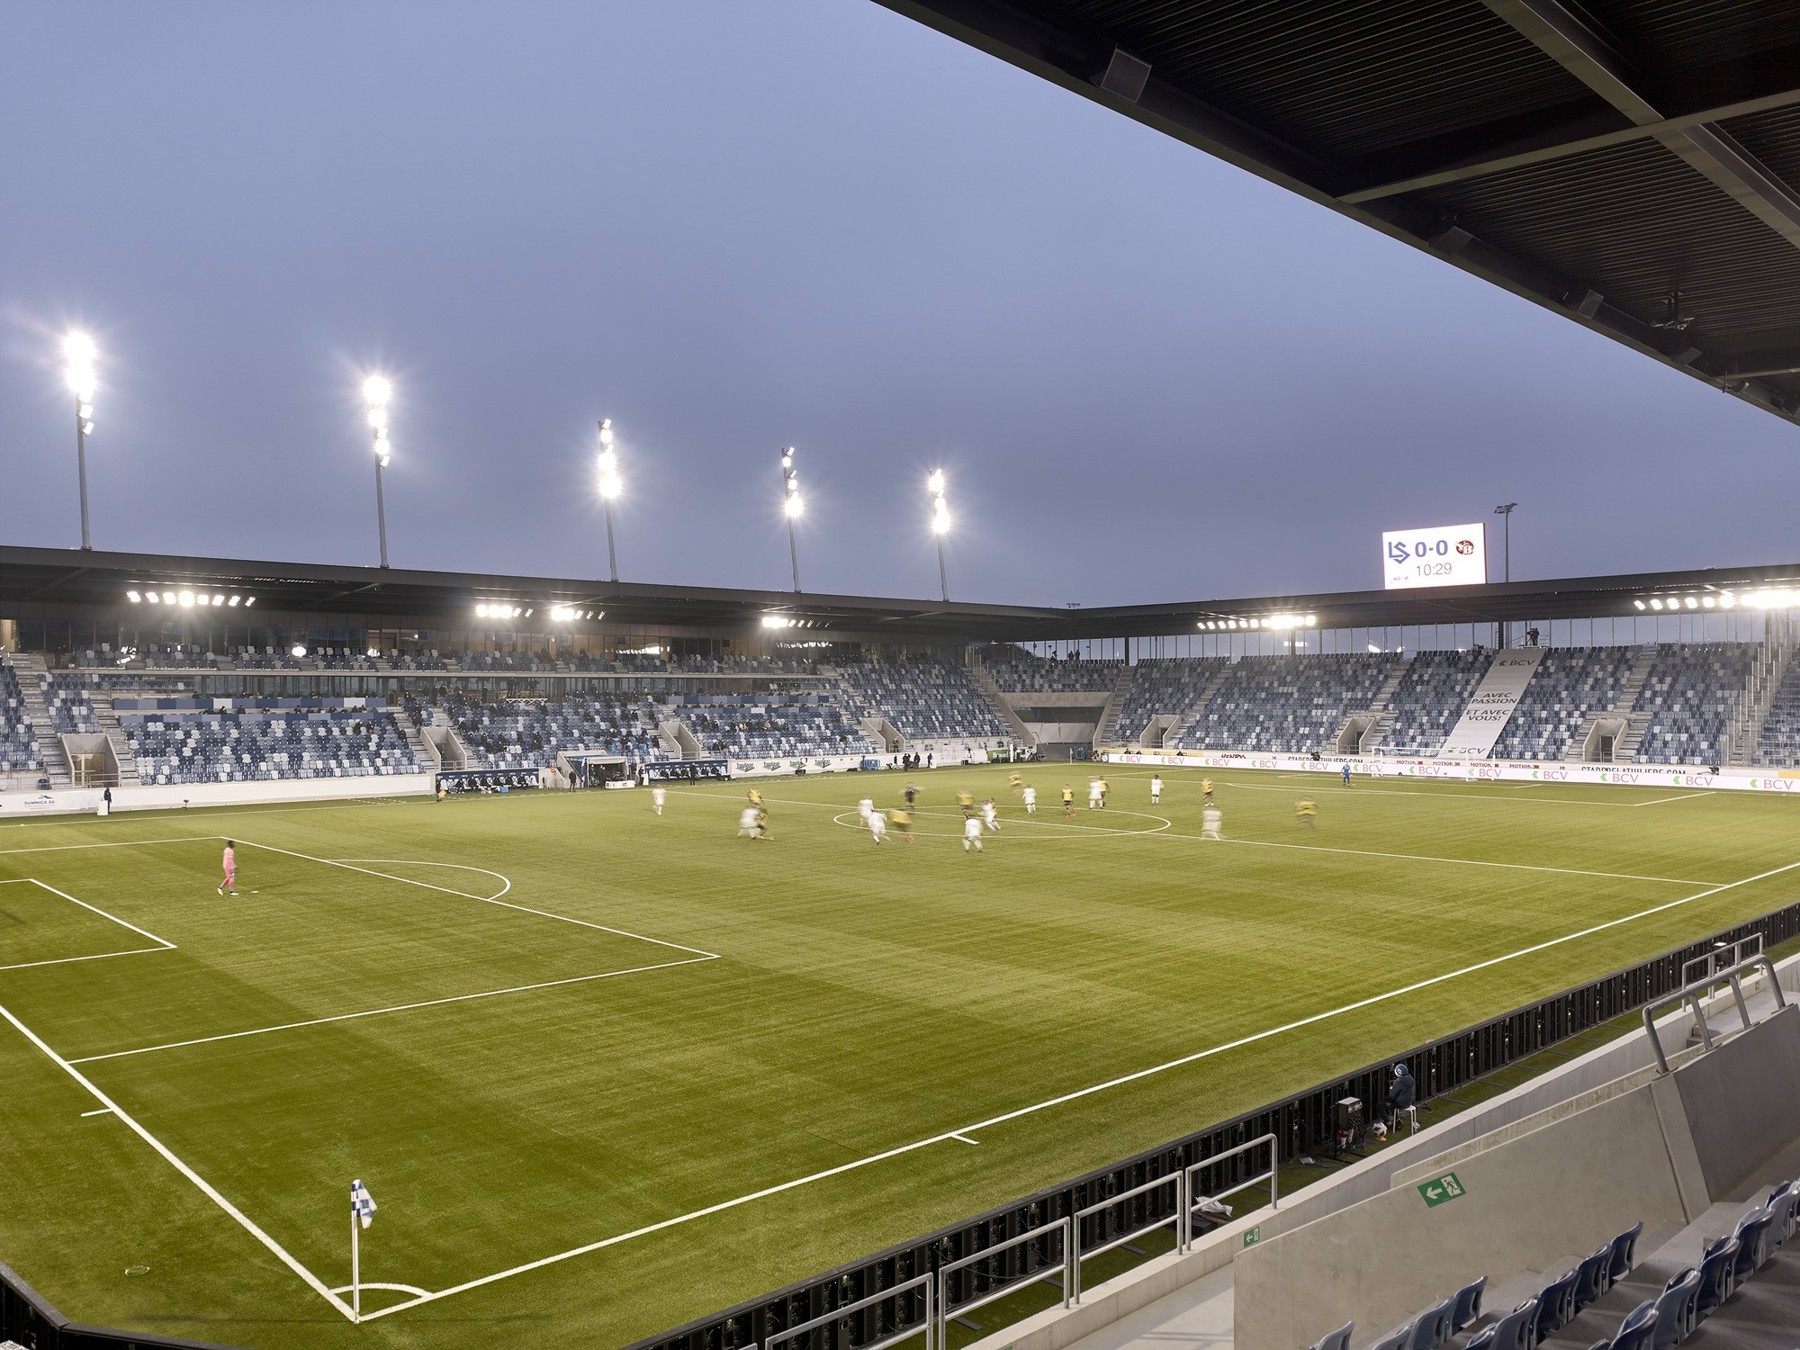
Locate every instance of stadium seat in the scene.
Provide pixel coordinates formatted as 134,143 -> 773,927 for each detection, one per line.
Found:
1605,1301 -> 1659,1350
1307,1320 -> 1352,1350
1730,1206 -> 1776,1280
1607,1220 -> 1643,1282
1479,1298 -> 1539,1350
1534,1268 -> 1579,1337
1405,1297 -> 1452,1350
1694,1236 -> 1738,1321
1450,1274 -> 1488,1332
1650,1268 -> 1698,1350
1367,1324 -> 1412,1350
1573,1242 -> 1614,1308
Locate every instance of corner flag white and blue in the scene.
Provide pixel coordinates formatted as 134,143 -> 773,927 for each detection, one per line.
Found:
352,1178 -> 377,1230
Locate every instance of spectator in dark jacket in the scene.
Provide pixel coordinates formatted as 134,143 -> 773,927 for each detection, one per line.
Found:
1382,1063 -> 1415,1127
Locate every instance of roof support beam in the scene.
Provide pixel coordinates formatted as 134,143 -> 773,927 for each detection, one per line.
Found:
1343,82 -> 1800,203
1480,0 -> 1800,253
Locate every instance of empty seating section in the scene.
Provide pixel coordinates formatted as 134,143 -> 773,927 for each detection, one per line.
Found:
1632,643 -> 1754,766
837,660 -> 1009,741
40,674 -> 101,733
122,710 -> 424,784
445,695 -> 671,769
0,662 -> 43,775
1111,658 -> 1225,744
1754,658 -> 1800,766
78,643 -> 217,669
1375,650 -> 1491,754
460,651 -> 557,673
388,649 -> 449,670
979,648 -> 1122,692
231,645 -> 313,671
1489,646 -> 1634,761
1170,654 -> 1398,753
315,646 -> 377,670
670,691 -> 876,759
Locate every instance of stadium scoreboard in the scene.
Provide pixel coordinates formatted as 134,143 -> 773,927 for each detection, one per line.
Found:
1382,522 -> 1487,590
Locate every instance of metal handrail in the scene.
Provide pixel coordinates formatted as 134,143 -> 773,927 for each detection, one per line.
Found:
1642,954 -> 1786,1073
764,1271 -> 934,1350
1071,1172 -> 1183,1303
1681,933 -> 1764,989
935,1217 -> 1070,1347
1181,1133 -> 1279,1250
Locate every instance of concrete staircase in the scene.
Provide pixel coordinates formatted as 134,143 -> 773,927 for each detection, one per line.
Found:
1165,663 -> 1234,748
388,703 -> 438,772
96,696 -> 142,786
965,660 -> 1035,748
1566,646 -> 1657,762
1092,664 -> 1135,752
1348,655 -> 1416,752
11,654 -> 70,787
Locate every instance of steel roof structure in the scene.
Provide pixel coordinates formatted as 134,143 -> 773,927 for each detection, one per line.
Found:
879,0 -> 1800,427
2,544 -> 1795,642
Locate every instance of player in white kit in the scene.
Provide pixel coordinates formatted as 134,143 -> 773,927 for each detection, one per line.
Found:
651,786 -> 666,814
857,796 -> 874,824
868,810 -> 887,844
738,806 -> 759,838
981,797 -> 1000,832
1088,778 -> 1102,809
1150,774 -> 1163,804
1202,806 -> 1223,840
962,814 -> 984,853
1022,784 -> 1037,814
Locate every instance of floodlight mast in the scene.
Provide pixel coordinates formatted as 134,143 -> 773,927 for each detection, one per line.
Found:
364,376 -> 393,569
928,469 -> 950,602
64,333 -> 98,550
598,419 -> 621,582
1494,501 -> 1518,646
781,447 -> 802,593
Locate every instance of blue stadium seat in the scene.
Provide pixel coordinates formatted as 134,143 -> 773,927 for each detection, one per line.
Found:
1650,1268 -> 1698,1350
1367,1324 -> 1412,1350
1604,1301 -> 1658,1350
1307,1320 -> 1352,1350
1534,1268 -> 1579,1337
1607,1220 -> 1643,1282
1694,1236 -> 1738,1322
1405,1297 -> 1453,1350
1451,1274 -> 1488,1332
1573,1242 -> 1615,1309
1730,1206 -> 1776,1281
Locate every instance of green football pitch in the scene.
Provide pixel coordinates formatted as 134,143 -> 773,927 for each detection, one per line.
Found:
1,765 -> 1795,1348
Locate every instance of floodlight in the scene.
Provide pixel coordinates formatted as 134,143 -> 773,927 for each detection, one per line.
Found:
927,469 -> 946,496
127,591 -> 141,603
932,502 -> 950,535
244,597 -> 255,607
1720,592 -> 1735,608
785,493 -> 803,519
62,332 -> 100,548
1650,598 -> 1664,610
1633,599 -> 1646,610
1703,596 -> 1716,608
1685,596 -> 1698,609
179,591 -> 195,607
228,595 -> 241,607
147,592 -> 160,603
291,645 -> 307,658
599,418 -> 615,447
362,375 -> 392,408
781,446 -> 795,470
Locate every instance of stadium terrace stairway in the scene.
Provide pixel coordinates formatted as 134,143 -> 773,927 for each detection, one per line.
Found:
0,655 -> 46,785
10,653 -> 69,787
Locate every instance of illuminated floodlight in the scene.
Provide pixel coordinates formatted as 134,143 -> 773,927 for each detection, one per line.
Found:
927,469 -> 946,496
291,645 -> 307,658
1685,596 -> 1698,609
363,374 -> 395,567
244,597 -> 255,607
1633,600 -> 1646,610
1650,598 -> 1664,610
126,591 -> 141,603
1703,596 -> 1716,608
147,592 -> 160,604
362,375 -> 392,408
179,591 -> 195,608
228,595 -> 241,607
762,614 -> 794,629
1720,592 -> 1735,608
63,332 -> 100,549
931,501 -> 950,535
212,593 -> 225,606
784,492 -> 804,519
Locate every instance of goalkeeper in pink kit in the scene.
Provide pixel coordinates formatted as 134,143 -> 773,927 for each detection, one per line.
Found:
217,840 -> 238,896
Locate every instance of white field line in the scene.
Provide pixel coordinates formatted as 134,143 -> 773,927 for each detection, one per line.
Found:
0,879 -> 178,972
233,839 -> 719,960
949,1133 -> 980,1146
357,854 -> 1800,1322
828,810 -> 1172,842
1193,777 -> 1645,808
80,1106 -> 114,1117
0,836 -> 213,854
0,999 -> 356,1322
1636,792 -> 1717,806
1145,831 -> 1721,887
67,953 -> 720,1064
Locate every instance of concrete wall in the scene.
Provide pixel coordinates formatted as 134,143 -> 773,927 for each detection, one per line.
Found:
1235,1085 -> 1690,1350
1676,1004 -> 1800,1198
0,773 -> 432,819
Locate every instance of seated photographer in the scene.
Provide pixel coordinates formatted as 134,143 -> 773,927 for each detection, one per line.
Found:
1380,1063 -> 1415,1128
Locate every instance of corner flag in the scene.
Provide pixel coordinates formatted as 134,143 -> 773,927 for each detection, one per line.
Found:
352,1178 -> 376,1230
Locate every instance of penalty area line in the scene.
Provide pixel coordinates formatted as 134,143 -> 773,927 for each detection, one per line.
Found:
0,999 -> 356,1322
357,853 -> 1800,1323
68,953 -> 722,1065
231,838 -> 718,960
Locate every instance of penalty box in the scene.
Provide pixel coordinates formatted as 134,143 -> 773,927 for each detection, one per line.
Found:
0,877 -> 177,973
2,838 -> 719,1068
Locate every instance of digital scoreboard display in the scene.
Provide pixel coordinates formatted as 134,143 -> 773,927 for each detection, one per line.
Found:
1382,523 -> 1487,590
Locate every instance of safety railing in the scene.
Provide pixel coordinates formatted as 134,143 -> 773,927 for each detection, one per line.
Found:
934,1217 -> 1069,1347
1681,933 -> 1765,988
1070,1173 -> 1183,1302
764,1272 -> 934,1350
1643,953 -> 1787,1073
1181,1132 -> 1277,1251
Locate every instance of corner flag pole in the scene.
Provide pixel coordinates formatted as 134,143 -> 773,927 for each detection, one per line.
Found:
351,1201 -> 360,1321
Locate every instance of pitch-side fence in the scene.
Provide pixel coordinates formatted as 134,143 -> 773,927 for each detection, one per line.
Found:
632,898 -> 1800,1350
7,904 -> 1800,1350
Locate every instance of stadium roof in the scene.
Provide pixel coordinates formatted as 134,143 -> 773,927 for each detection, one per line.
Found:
2,544 -> 1797,642
879,0 -> 1800,428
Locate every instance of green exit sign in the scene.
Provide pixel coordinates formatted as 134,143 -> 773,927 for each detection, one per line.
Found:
1417,1172 -> 1466,1207
1243,1225 -> 1262,1247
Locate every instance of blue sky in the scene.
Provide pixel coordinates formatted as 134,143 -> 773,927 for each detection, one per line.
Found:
2,0 -> 1794,606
